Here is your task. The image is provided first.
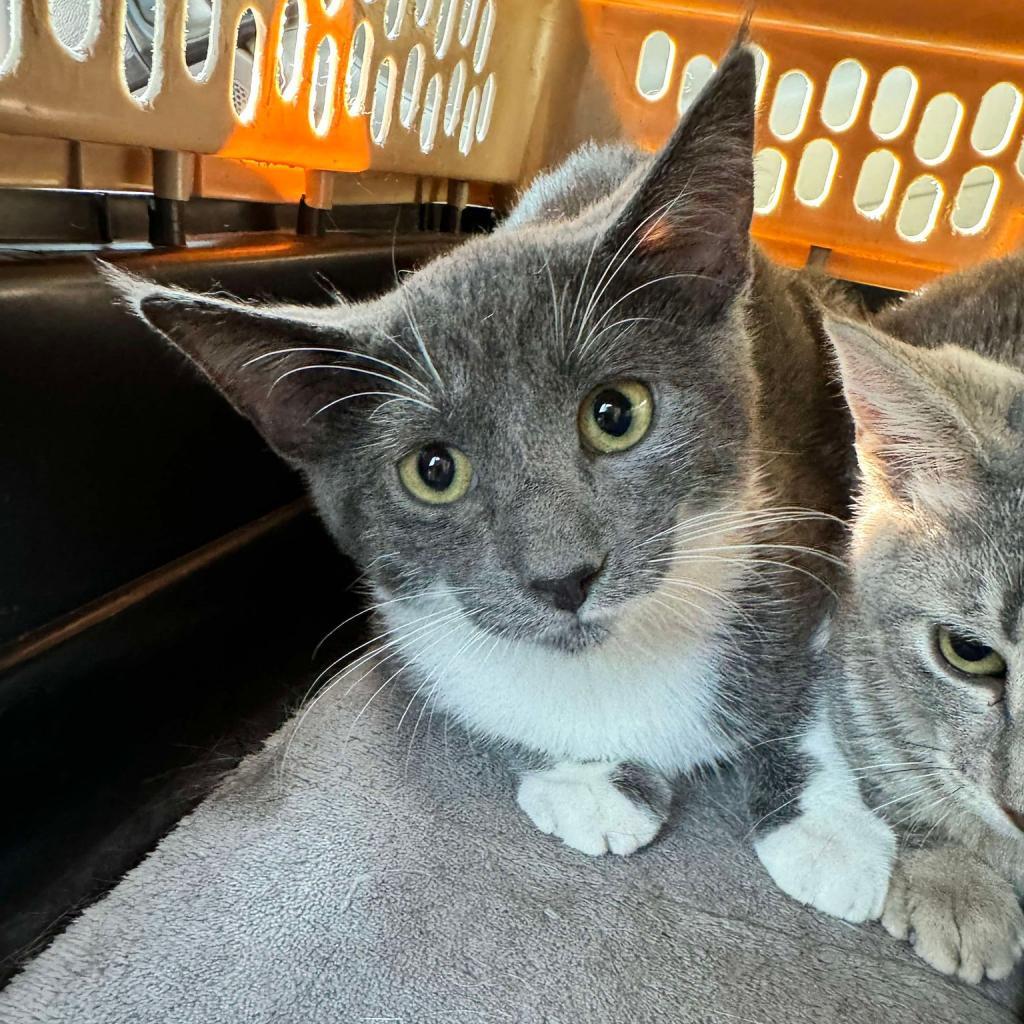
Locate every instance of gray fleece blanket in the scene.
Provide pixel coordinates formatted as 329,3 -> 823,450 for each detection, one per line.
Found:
2,670 -> 1021,1024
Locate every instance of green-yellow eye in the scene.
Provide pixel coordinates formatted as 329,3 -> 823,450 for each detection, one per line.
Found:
579,380 -> 653,454
398,443 -> 472,504
937,626 -> 1007,678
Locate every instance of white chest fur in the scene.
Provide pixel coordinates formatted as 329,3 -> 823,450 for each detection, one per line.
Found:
382,589 -> 736,776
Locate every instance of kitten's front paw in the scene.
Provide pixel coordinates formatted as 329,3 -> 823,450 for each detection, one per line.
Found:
755,804 -> 895,923
882,847 -> 1024,984
516,761 -> 671,857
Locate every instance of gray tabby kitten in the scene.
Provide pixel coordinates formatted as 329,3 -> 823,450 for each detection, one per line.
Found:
761,258 -> 1024,983
106,44 -> 855,857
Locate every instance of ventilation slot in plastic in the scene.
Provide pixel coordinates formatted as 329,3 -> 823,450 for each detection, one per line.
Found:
854,149 -> 900,219
372,57 -> 397,145
49,0 -> 94,56
753,148 -> 787,215
345,21 -> 373,115
309,35 -> 337,136
122,2 -> 154,101
473,0 -> 494,71
476,72 -> 495,142
635,30 -> 675,101
972,83 -> 1022,156
678,56 -> 715,115
232,10 -> 262,124
951,166 -> 999,235
897,175 -> 943,241
184,1 -> 213,80
870,67 -> 918,140
416,0 -> 434,26
420,71 -> 442,152
820,59 -> 866,132
276,0 -> 306,99
458,0 -> 481,46
751,45 -> 769,102
400,43 -> 425,128
794,139 -> 837,207
443,59 -> 466,135
435,0 -> 456,59
0,0 -> 14,75
770,71 -> 813,141
913,93 -> 963,165
384,0 -> 407,39
459,84 -> 480,154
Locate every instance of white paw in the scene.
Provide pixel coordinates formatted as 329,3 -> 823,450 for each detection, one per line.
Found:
882,849 -> 1024,984
516,762 -> 666,857
756,805 -> 895,923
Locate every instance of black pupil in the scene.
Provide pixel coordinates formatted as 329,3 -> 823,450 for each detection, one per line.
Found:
950,633 -> 993,663
417,445 -> 456,491
593,389 -> 633,437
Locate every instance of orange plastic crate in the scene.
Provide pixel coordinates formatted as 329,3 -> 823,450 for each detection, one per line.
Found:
594,1 -> 1024,289
1,1 -> 1023,290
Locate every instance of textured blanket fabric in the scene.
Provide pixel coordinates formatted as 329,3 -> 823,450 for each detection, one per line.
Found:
2,671 -> 1021,1024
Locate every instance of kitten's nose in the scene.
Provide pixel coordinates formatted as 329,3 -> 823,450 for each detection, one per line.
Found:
529,563 -> 603,613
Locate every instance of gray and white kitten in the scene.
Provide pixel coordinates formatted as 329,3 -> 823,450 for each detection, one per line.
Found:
106,45 -> 856,857
760,258 -> 1024,984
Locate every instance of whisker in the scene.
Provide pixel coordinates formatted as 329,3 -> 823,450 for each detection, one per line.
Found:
312,584 -> 478,660
390,227 -> 445,391
269,363 -> 431,401
640,505 -> 845,550
242,346 -> 430,394
308,390 -> 437,421
352,615 -> 474,744
572,188 -> 691,349
278,608 -> 463,773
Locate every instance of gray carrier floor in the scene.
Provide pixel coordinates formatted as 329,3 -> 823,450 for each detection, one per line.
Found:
2,668 -> 1020,1024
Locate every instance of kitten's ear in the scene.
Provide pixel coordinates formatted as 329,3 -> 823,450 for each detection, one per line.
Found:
600,39 -> 756,309
824,316 -> 982,508
103,264 -> 371,465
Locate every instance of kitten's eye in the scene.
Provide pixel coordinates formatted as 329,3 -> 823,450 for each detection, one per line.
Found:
398,443 -> 472,504
937,626 -> 1007,678
579,381 -> 653,453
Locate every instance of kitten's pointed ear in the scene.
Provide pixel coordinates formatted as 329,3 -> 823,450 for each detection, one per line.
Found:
102,263 -> 363,465
601,39 -> 756,307
824,316 -> 980,507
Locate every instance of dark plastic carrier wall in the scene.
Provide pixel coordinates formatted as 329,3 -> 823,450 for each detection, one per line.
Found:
0,233 -> 453,648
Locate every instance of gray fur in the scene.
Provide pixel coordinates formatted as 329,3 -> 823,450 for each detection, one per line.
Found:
609,760 -> 674,819
821,266 -> 1024,982
104,43 -> 856,853
501,141 -> 644,228
1007,393 -> 1024,436
878,252 -> 1024,365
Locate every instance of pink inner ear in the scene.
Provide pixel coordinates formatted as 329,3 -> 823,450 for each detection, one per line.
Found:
641,218 -> 675,252
843,387 -> 885,441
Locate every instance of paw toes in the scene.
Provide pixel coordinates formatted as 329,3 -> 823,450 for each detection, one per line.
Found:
881,892 -> 910,940
912,924 -> 963,978
517,789 -> 557,835
840,898 -> 877,926
984,952 -> 1017,982
572,834 -> 610,857
517,764 -> 665,858
956,955 -> 984,986
606,830 -> 645,856
865,894 -> 887,923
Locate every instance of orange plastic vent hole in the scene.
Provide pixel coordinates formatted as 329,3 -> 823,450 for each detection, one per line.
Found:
820,60 -> 866,132
972,83 -> 1022,155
